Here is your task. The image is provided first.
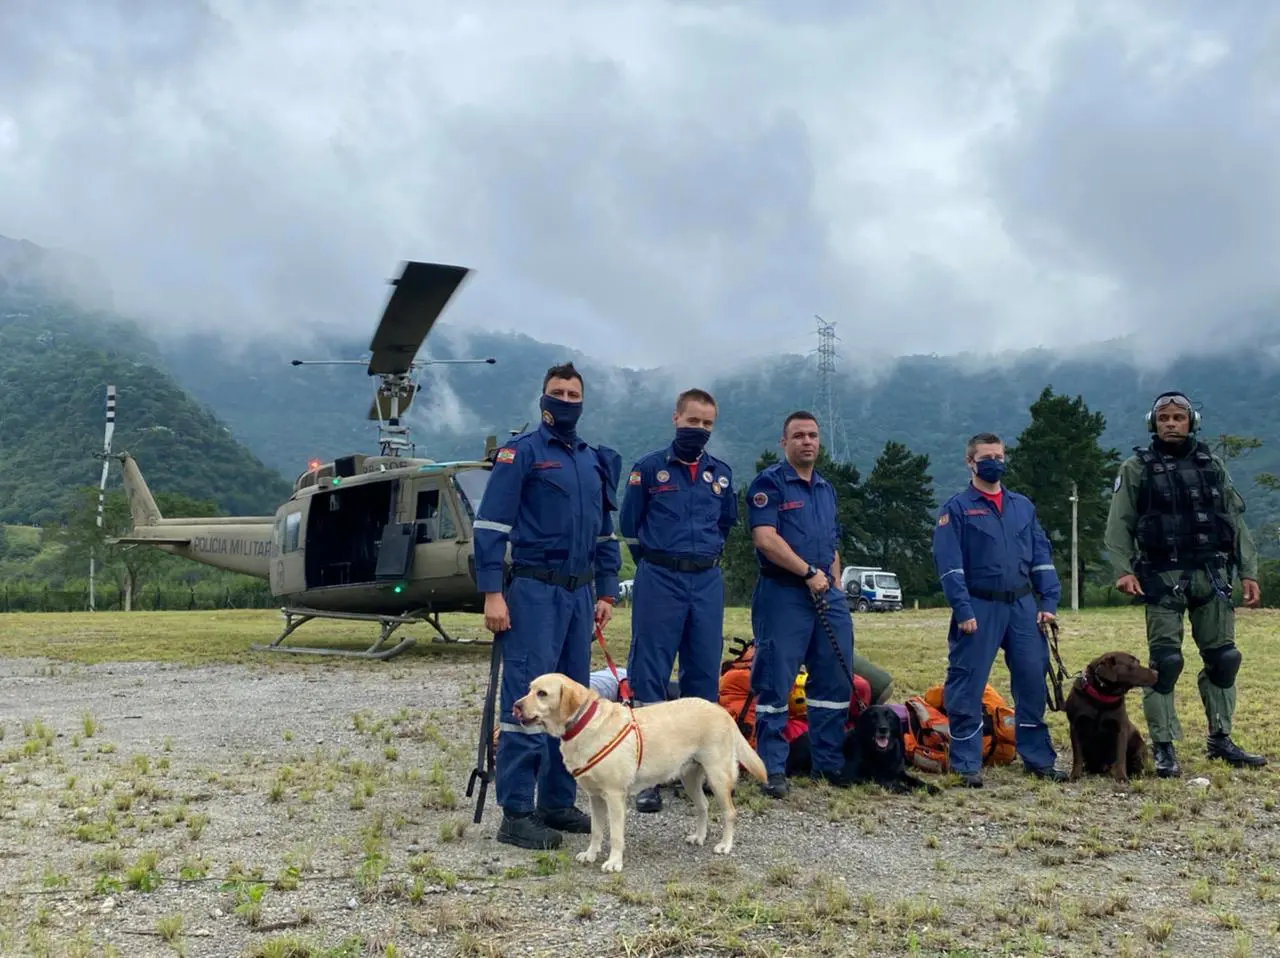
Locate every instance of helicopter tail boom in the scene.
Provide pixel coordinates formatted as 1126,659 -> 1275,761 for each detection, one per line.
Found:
110,452 -> 273,579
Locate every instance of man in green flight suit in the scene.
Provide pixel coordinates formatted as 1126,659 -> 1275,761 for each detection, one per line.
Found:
1104,391 -> 1266,777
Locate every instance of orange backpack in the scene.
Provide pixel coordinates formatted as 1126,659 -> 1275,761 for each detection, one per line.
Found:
902,683 -> 1017,772
718,638 -> 873,747
718,638 -> 759,745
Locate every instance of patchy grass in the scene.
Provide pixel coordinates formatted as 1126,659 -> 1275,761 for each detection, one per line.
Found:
0,605 -> 1277,956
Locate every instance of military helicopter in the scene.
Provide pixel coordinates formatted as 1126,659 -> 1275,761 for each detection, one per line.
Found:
108,260 -> 510,660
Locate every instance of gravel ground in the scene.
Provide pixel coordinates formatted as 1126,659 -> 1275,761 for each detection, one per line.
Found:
2,654 -> 1279,957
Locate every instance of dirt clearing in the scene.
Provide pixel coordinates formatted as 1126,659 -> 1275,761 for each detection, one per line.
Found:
2,608 -> 1279,957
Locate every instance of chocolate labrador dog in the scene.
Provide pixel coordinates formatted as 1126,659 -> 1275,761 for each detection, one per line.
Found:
1065,652 -> 1159,783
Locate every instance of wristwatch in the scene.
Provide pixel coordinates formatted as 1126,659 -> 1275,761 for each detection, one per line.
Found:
804,564 -> 819,580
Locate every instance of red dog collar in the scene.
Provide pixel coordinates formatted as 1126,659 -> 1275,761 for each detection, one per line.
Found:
562,699 -> 599,741
1081,671 -> 1123,705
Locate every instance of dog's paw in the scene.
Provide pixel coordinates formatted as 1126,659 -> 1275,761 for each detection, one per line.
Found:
601,857 -> 623,873
713,840 -> 733,855
685,832 -> 706,846
575,849 -> 598,865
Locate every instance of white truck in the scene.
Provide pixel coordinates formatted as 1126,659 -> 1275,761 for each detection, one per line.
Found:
840,565 -> 904,612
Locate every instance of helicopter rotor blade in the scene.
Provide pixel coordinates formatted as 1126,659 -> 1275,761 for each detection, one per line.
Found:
367,262 -> 472,376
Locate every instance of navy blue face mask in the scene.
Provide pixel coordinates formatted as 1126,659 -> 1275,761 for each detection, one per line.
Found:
672,427 -> 711,462
540,394 -> 582,438
974,457 -> 1005,483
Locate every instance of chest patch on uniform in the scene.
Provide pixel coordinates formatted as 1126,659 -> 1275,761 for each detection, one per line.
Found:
495,448 -> 516,464
533,460 -> 562,470
963,508 -> 991,516
628,470 -> 641,486
779,500 -> 804,511
703,470 -> 713,483
656,469 -> 670,482
650,484 -> 677,494
751,492 -> 769,508
711,483 -> 722,496
717,476 -> 728,489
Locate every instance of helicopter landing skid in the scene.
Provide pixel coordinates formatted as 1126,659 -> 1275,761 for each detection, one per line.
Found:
253,606 -> 427,661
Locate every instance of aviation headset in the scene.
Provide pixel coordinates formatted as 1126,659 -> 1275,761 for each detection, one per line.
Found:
1144,391 -> 1201,434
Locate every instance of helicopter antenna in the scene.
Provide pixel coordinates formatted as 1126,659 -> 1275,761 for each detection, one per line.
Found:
290,261 -> 496,458
89,384 -> 116,612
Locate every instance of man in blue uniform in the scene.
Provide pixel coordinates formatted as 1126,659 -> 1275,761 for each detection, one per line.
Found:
931,432 -> 1067,787
746,410 -> 854,799
620,387 -> 737,813
472,361 -> 624,850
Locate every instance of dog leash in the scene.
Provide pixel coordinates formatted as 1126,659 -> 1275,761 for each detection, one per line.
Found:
1041,619 -> 1070,712
594,622 -> 634,707
811,589 -> 858,696
466,630 -> 503,824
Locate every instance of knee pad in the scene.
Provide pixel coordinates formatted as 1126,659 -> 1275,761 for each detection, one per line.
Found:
1149,648 -> 1184,695
1202,644 -> 1242,689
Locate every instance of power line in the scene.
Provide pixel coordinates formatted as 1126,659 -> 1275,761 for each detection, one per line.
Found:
812,315 -> 852,464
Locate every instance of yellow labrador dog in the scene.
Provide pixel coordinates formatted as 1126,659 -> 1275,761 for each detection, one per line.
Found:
512,671 -> 767,873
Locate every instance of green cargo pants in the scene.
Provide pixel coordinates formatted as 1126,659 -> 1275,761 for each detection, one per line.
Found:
1139,568 -> 1237,742
853,651 -> 895,704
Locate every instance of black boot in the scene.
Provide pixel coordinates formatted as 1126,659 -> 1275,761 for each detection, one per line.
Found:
534,806 -> 592,833
956,771 -> 983,788
497,812 -> 562,850
1206,733 -> 1267,768
760,773 -> 789,799
635,785 -> 662,813
1152,742 -> 1181,778
1025,765 -> 1068,783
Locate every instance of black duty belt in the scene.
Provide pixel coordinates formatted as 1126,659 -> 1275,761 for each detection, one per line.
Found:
759,566 -> 811,588
642,552 -> 719,573
969,584 -> 1033,603
510,566 -> 593,591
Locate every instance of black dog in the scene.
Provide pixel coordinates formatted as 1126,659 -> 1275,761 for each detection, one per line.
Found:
841,705 -> 940,795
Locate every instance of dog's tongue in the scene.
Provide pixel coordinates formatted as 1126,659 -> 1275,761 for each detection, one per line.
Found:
875,731 -> 890,748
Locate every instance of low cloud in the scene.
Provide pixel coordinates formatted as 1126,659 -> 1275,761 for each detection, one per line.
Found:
2,1 -> 1277,376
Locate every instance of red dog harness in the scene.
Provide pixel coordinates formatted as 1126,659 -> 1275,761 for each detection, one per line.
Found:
561,699 -> 644,778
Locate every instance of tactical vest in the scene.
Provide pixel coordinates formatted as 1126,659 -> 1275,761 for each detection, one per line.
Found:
1132,441 -> 1235,570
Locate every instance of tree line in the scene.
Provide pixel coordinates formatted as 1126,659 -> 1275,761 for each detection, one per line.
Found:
6,382 -> 1279,613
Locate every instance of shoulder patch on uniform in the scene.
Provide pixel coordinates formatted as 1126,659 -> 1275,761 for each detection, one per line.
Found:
495,447 -> 516,464
752,491 -> 769,508
628,470 -> 641,486
937,512 -> 949,526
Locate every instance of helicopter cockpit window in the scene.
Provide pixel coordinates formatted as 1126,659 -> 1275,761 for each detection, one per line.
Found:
283,512 -> 301,553
452,471 -> 489,523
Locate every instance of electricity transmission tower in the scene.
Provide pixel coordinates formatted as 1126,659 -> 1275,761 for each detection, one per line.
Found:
812,315 -> 852,464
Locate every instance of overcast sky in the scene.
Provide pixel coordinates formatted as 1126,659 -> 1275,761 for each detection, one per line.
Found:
2,0 -> 1278,375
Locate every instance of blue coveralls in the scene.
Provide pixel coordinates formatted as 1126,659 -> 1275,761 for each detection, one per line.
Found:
745,461 -> 854,777
930,484 -> 1062,775
619,447 -> 737,705
472,423 -> 623,815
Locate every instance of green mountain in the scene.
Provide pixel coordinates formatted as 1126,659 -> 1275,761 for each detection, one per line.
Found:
0,296 -> 293,525
4,231 -> 1278,566
156,327 -> 1280,544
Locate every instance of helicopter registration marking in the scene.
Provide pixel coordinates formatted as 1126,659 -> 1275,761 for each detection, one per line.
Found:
191,535 -> 273,558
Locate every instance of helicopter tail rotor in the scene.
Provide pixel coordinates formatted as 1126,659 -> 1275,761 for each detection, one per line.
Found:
89,384 -> 116,612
